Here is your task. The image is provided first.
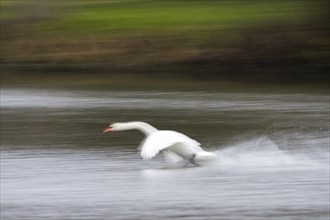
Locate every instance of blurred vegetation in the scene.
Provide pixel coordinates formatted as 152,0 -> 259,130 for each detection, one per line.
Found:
1,0 -> 329,84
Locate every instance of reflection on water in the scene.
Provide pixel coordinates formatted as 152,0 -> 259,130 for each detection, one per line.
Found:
1,87 -> 329,220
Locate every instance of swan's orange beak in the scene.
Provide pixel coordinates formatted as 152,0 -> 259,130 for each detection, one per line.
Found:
103,127 -> 113,133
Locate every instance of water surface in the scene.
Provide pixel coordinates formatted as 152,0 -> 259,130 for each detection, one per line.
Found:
1,87 -> 329,220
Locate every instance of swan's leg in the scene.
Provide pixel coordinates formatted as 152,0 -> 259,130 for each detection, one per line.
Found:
189,154 -> 200,166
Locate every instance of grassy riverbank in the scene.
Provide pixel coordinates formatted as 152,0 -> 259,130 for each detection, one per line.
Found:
1,0 -> 329,84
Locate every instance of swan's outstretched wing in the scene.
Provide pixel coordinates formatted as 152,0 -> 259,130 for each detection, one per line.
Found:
140,130 -> 201,160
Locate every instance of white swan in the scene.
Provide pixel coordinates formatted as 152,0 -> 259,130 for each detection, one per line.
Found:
103,121 -> 217,166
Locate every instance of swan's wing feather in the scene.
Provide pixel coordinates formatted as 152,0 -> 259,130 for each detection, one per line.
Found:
140,131 -> 201,160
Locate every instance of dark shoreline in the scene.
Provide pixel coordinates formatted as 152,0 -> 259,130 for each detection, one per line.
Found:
2,69 -> 329,92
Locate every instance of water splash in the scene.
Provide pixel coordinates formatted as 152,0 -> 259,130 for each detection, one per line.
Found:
214,136 -> 322,170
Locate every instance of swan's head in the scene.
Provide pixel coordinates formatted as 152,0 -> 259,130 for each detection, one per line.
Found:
103,123 -> 124,133
103,122 -> 142,133
103,121 -> 157,135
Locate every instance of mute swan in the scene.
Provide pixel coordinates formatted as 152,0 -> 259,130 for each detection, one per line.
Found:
103,121 -> 217,166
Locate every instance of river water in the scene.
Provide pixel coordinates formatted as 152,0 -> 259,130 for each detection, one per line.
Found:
1,86 -> 329,220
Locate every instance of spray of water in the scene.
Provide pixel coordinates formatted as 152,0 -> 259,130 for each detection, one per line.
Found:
213,136 -> 323,170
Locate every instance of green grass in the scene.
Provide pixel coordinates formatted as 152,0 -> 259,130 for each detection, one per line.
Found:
38,0 -> 317,36
0,0 -> 23,19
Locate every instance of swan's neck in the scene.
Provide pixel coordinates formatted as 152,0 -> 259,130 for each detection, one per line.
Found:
118,122 -> 158,136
